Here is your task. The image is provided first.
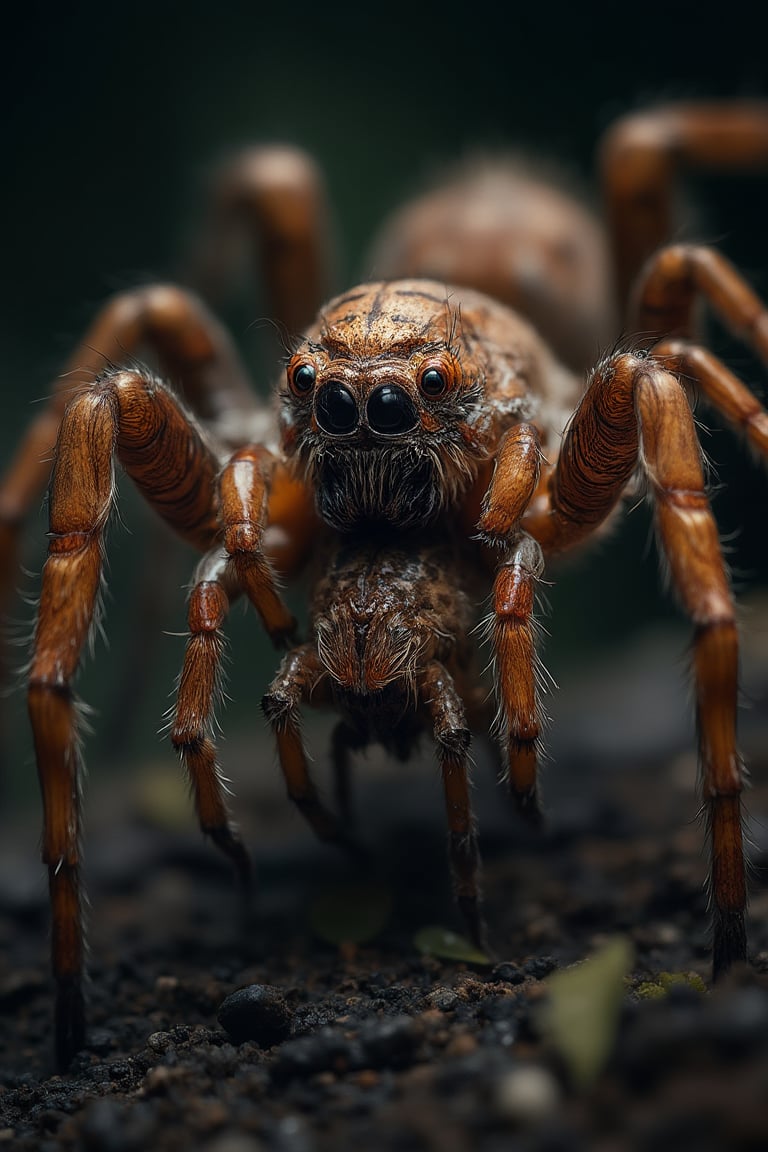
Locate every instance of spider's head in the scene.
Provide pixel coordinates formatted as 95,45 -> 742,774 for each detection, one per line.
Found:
278,279 -> 498,532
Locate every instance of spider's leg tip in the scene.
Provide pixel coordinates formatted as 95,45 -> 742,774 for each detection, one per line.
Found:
712,909 -> 748,982
55,978 -> 86,1073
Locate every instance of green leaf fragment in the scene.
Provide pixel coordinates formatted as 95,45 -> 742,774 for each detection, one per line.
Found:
413,925 -> 493,965
541,936 -> 633,1089
635,970 -> 706,999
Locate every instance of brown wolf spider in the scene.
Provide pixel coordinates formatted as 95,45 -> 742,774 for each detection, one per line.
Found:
3,103 -> 768,1069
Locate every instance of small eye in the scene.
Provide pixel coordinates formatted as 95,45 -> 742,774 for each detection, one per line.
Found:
289,362 -> 316,395
420,367 -> 449,397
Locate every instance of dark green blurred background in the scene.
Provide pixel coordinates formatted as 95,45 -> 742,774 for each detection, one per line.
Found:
3,0 -> 768,802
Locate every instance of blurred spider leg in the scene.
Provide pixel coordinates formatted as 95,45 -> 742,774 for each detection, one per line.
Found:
525,353 -> 746,978
219,445 -> 298,647
28,368 -> 222,1069
476,424 -> 545,819
187,145 -> 331,337
0,284 -> 255,553
419,659 -> 485,949
262,645 -> 356,850
171,549 -> 250,885
634,244 -> 768,365
654,339 -> 768,458
0,286 -> 259,755
600,101 -> 768,319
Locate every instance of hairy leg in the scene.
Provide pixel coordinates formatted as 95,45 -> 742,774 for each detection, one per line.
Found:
524,352 -> 747,977
262,644 -> 354,848
0,286 -> 260,762
28,368 -> 226,1069
655,338 -> 768,457
187,144 -> 330,340
600,102 -> 768,320
419,659 -> 484,949
0,285 -> 255,548
634,243 -> 768,361
170,550 -> 250,884
476,424 -> 546,820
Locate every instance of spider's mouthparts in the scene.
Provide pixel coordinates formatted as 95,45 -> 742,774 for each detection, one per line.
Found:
314,449 -> 439,531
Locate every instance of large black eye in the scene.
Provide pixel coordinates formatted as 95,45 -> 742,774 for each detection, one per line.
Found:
420,367 -> 448,397
290,363 -> 316,395
366,384 -> 418,436
315,381 -> 359,435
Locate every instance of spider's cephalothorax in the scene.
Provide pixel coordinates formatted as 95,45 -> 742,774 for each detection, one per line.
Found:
278,279 -> 562,530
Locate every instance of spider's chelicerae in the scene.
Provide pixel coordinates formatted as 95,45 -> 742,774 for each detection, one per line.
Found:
4,102 -> 768,1069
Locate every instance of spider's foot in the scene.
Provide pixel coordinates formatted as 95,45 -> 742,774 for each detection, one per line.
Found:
457,896 -> 493,960
55,977 -> 86,1073
712,908 -> 747,981
208,826 -> 253,890
510,785 -> 544,829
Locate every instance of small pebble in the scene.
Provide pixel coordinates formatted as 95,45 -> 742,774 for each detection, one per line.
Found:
424,987 -> 459,1011
155,974 -> 179,990
523,956 -> 558,980
493,1065 -> 561,1122
492,963 -> 526,985
218,984 -> 293,1047
358,1015 -> 420,1067
87,1027 -> 116,1055
147,1031 -> 172,1053
354,1068 -> 381,1088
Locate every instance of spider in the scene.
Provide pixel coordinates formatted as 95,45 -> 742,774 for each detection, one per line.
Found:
4,102 -> 768,1071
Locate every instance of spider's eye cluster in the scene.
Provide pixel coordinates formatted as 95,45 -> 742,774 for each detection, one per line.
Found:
288,360 -> 316,396
418,355 -> 457,399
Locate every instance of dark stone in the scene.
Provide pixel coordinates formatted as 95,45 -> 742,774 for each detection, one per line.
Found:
524,956 -> 558,979
271,1026 -> 363,1082
492,962 -> 526,985
357,1015 -> 420,1067
217,984 -> 293,1048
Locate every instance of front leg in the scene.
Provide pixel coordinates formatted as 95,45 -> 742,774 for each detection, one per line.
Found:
170,550 -> 251,886
262,645 -> 353,848
28,368 -> 223,1069
524,352 -> 746,978
419,660 -> 485,950
171,444 -> 301,878
477,424 -> 546,821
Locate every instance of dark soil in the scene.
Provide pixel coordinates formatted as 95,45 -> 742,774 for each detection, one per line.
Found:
2,620 -> 768,1151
